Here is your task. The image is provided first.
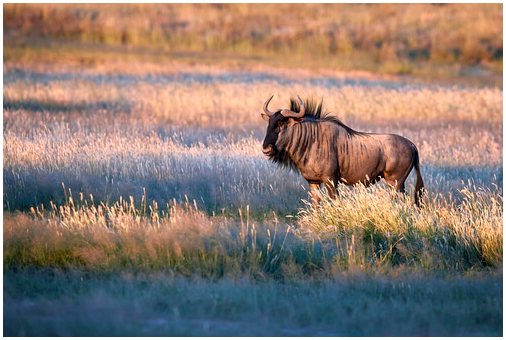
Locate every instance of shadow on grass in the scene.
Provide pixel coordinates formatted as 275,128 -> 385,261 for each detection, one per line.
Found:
3,169 -> 304,217
3,162 -> 502,216
3,99 -> 132,113
4,68 -> 409,89
3,269 -> 503,336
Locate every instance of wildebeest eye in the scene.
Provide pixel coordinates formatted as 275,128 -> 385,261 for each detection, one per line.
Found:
275,126 -> 281,133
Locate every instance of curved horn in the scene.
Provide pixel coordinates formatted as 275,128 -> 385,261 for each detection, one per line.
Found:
263,95 -> 276,117
281,95 -> 305,118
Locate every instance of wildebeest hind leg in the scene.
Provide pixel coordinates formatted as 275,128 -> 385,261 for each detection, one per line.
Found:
384,176 -> 404,193
384,172 -> 409,204
396,181 -> 406,193
385,164 -> 413,193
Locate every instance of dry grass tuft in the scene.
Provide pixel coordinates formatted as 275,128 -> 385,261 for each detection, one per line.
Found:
4,193 -> 301,278
298,183 -> 502,270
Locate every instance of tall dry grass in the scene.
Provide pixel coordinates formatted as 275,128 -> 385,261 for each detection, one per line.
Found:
4,182 -> 502,274
3,120 -> 502,214
298,183 -> 502,270
4,74 -> 503,128
4,71 -> 502,213
5,194 -> 301,277
4,4 -> 502,70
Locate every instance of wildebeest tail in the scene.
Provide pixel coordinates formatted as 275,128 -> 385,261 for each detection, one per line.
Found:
413,148 -> 425,207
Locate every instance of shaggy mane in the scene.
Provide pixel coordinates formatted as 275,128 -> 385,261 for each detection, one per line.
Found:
268,97 -> 364,170
289,97 -> 361,136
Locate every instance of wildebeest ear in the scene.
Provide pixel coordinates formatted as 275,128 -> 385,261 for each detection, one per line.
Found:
287,117 -> 303,126
261,113 -> 270,121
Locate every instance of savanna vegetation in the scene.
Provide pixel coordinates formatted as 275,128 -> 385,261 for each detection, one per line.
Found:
4,3 -> 503,84
3,3 -> 503,337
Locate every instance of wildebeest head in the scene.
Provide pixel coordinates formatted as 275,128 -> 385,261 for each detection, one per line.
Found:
261,95 -> 305,156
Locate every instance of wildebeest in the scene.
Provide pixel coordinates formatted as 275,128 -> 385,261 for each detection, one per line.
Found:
261,95 -> 425,206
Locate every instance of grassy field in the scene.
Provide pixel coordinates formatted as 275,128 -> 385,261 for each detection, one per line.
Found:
4,4 -> 503,80
3,3 -> 503,337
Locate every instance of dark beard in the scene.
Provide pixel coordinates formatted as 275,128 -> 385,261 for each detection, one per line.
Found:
267,148 -> 297,171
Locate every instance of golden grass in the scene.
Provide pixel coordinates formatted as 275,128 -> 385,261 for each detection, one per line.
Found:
4,3 -> 502,72
4,181 -> 502,274
4,76 -> 502,128
4,111 -> 502,218
5,195 -> 296,277
297,183 -> 502,270
4,118 -> 501,171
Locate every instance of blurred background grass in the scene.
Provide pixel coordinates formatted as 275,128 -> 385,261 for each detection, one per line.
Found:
4,3 -> 502,83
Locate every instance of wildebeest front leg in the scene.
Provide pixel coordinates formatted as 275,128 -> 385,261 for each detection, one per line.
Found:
308,182 -> 321,207
324,181 -> 338,199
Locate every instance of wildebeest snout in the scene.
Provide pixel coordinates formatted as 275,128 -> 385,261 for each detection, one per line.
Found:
262,145 -> 274,155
